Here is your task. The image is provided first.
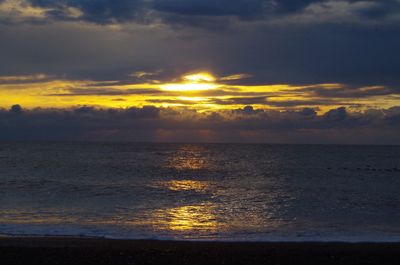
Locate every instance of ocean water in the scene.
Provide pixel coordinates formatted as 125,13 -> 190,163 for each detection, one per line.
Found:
0,142 -> 399,242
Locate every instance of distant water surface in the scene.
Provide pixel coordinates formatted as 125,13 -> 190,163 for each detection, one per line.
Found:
0,142 -> 399,241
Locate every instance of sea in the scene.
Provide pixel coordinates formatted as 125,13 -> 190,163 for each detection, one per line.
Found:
0,142 -> 399,242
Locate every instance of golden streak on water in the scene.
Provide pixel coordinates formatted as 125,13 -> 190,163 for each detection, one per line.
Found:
164,180 -> 210,192
152,203 -> 221,233
149,145 -> 222,234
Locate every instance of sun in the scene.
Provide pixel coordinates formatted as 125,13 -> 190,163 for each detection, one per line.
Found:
182,72 -> 216,83
160,72 -> 220,92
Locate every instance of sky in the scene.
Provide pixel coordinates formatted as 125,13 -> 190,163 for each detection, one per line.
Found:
0,0 -> 399,143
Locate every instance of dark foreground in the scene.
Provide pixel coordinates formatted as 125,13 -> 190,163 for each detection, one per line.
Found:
1,237 -> 400,265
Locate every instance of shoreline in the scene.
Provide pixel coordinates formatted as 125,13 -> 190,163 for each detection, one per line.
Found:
1,233 -> 400,243
1,237 -> 400,265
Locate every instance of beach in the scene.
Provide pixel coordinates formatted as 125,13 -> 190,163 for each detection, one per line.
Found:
1,237 -> 400,265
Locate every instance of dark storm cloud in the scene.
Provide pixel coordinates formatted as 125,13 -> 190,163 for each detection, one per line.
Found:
9,104 -> 23,114
1,1 -> 400,96
1,105 -> 400,143
356,0 -> 400,19
29,0 -> 146,24
25,0 -> 277,23
0,105 -> 161,140
273,0 -> 323,13
324,106 -> 347,121
151,0 -> 270,18
20,0 -> 400,25
152,0 -> 320,17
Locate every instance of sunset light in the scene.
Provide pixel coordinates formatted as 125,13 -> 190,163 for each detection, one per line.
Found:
1,1 -> 400,264
182,72 -> 216,83
160,72 -> 220,92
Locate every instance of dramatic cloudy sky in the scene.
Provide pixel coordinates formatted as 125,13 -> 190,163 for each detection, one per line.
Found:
0,0 -> 399,143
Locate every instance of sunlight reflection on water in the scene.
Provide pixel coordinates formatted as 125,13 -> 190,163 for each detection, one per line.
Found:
147,144 -> 289,237
161,180 -> 211,192
3,143 -> 397,240
152,203 -> 221,234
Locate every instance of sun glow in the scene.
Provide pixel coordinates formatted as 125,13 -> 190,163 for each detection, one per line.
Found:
161,72 -> 219,92
161,83 -> 218,91
1,71 -> 393,111
183,72 -> 216,83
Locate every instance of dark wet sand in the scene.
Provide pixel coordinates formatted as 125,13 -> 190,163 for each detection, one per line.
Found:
1,237 -> 400,265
